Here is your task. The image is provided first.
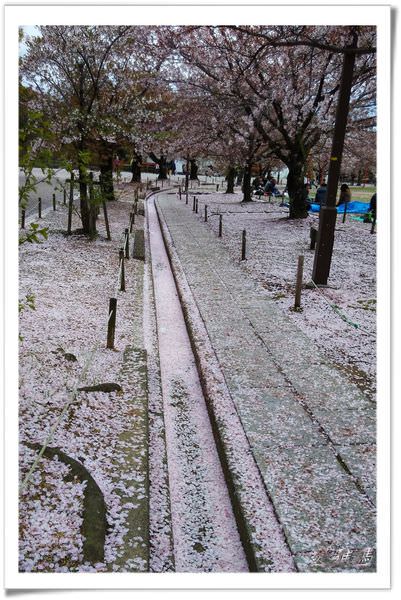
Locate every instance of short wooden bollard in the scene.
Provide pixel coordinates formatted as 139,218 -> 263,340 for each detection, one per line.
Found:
186,191 -> 189,205
103,201 -> 111,240
179,186 -> 182,200
204,205 -> 208,222
294,255 -> 304,309
107,298 -> 117,349
310,227 -> 318,250
241,229 -> 246,260
216,184 -> 219,191
342,201 -> 348,224
21,209 -> 26,229
192,196 -> 196,211
52,193 -> 56,210
219,214 -> 223,237
63,189 -> 66,205
195,198 -> 199,214
38,197 -> 42,219
124,228 -> 130,259
119,249 -> 126,292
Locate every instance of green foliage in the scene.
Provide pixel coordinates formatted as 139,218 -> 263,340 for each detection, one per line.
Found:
19,85 -> 55,209
19,292 -> 36,341
19,292 -> 36,314
19,223 -> 49,245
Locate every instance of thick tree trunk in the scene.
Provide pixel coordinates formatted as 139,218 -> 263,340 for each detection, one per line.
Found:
157,156 -> 168,180
131,154 -> 142,183
100,155 -> 115,203
225,166 -> 236,194
287,158 -> 309,219
241,163 -> 252,202
149,152 -> 168,180
190,159 -> 198,180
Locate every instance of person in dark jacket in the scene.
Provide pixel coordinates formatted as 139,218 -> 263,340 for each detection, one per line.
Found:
314,181 -> 327,205
369,192 -> 377,218
337,183 -> 352,206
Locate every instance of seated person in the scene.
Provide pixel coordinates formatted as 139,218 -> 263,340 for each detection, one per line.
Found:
264,178 -> 278,196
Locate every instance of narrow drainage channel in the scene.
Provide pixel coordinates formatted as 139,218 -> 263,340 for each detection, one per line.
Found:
147,196 -> 248,572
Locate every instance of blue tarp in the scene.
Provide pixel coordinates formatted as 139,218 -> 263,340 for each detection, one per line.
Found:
309,201 -> 370,214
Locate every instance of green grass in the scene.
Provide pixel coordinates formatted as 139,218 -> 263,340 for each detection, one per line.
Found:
310,185 -> 376,203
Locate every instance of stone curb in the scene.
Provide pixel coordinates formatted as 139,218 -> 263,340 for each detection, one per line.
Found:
153,192 -> 296,572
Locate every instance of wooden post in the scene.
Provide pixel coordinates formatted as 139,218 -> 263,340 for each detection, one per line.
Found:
119,249 -> 125,292
204,205 -> 208,222
179,186 -> 182,200
219,214 -> 223,237
52,193 -> 56,210
63,189 -> 67,205
129,212 -> 134,233
102,201 -> 111,240
21,209 -> 26,229
186,191 -> 189,205
124,228 -> 129,259
38,197 -> 42,219
216,184 -> 219,191
294,255 -> 304,309
241,229 -> 246,260
342,201 -> 348,224
107,298 -> 117,349
193,196 -> 196,211
310,227 -> 318,250
67,173 -> 74,235
195,198 -> 198,214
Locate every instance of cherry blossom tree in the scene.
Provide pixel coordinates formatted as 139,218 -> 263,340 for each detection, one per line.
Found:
21,25 -> 168,234
160,25 -> 375,217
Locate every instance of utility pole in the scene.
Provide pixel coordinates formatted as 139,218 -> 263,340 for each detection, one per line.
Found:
312,29 -> 358,285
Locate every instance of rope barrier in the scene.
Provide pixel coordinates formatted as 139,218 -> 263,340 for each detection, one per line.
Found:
309,279 -> 375,337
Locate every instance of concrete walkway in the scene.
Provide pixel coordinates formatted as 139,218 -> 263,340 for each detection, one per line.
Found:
155,191 -> 376,572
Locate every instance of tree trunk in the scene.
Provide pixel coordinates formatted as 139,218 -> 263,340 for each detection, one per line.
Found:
241,163 -> 252,202
225,166 -> 236,194
78,164 -> 90,233
131,154 -> 142,183
149,151 -> 168,180
287,158 -> 308,219
190,159 -> 198,180
157,155 -> 168,180
100,155 -> 115,203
